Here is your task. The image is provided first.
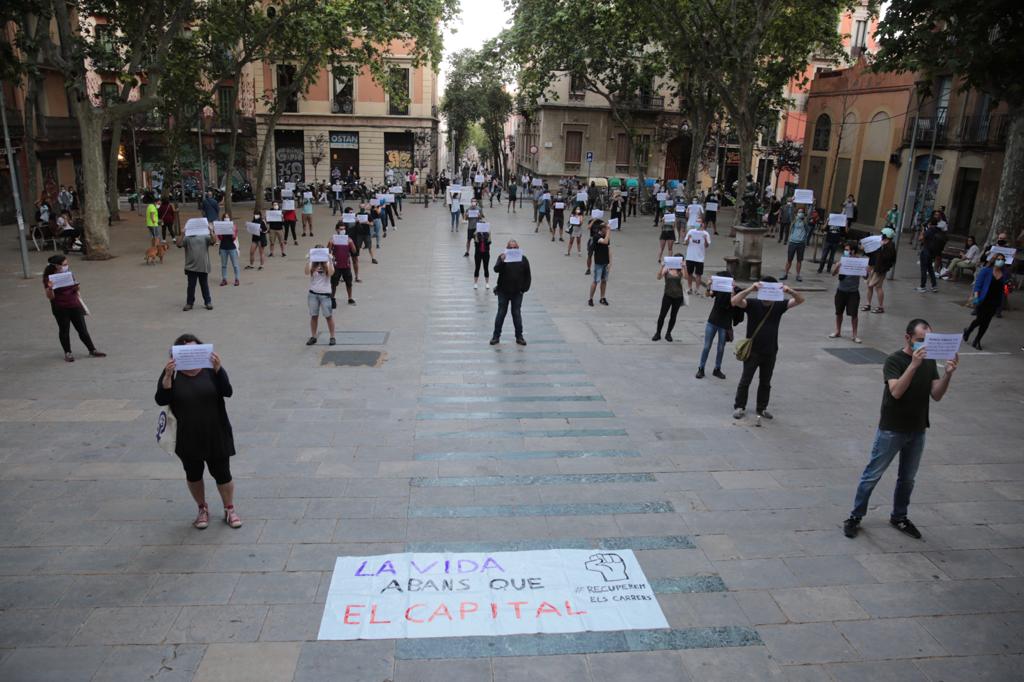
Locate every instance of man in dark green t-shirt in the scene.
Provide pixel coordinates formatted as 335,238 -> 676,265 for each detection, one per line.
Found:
844,318 -> 958,540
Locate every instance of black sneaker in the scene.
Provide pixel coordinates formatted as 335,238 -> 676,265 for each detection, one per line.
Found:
890,517 -> 922,539
305,336 -> 317,346
652,333 -> 661,341
664,332 -> 672,342
695,368 -> 705,379
843,516 -> 861,538
331,297 -> 337,309
516,337 -> 527,346
757,410 -> 773,420
588,299 -> 594,307
712,369 -> 726,380
585,268 -> 591,275
489,338 -> 499,345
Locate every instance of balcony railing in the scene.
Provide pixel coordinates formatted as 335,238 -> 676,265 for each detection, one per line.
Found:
903,112 -> 1008,150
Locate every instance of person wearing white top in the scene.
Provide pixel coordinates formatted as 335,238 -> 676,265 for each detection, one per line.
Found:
683,227 -> 711,294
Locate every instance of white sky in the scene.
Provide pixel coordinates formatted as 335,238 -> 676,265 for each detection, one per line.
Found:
438,0 -> 512,94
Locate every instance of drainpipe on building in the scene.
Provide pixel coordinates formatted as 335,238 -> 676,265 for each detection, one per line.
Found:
0,86 -> 31,279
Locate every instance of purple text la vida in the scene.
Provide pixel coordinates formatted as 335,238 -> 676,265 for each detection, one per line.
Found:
354,558 -> 506,577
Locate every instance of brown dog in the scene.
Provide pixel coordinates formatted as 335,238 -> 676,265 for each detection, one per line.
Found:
144,242 -> 168,265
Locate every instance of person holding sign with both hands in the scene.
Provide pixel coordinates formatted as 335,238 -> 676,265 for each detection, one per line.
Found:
829,241 -> 866,343
491,240 -> 531,346
305,246 -> 336,346
156,334 -> 241,530
42,254 -> 106,362
652,256 -> 685,342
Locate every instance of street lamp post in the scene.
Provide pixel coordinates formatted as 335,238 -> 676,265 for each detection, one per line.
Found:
892,81 -> 928,279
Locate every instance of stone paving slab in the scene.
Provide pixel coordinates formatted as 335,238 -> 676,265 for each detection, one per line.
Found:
0,200 -> 1022,678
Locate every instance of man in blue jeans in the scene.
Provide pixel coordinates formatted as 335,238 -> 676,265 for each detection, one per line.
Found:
844,318 -> 958,540
491,240 -> 531,346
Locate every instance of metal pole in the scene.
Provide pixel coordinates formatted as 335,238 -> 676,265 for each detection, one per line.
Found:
892,93 -> 921,279
130,121 -> 142,215
0,86 -> 31,279
196,112 -> 205,195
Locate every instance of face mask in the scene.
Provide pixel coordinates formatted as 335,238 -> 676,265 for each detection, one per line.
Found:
995,259 -> 1005,267
253,214 -> 260,219
843,250 -> 851,257
60,264 -> 69,272
912,341 -> 925,352
997,240 -> 1007,246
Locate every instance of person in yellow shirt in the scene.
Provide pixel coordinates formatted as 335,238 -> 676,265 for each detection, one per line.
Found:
145,196 -> 160,247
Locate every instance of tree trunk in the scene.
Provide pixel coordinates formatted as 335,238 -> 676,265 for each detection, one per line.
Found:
106,118 -> 124,220
253,105 -> 286,213
76,106 -> 113,259
987,106 -> 1024,245
686,126 -> 708,202
22,75 -> 40,207
223,74 -> 242,216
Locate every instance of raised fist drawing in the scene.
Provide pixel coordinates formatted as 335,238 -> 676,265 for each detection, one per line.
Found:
585,553 -> 629,582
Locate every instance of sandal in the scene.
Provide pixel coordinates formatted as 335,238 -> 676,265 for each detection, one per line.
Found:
871,307 -> 884,314
828,332 -> 840,339
860,304 -> 871,312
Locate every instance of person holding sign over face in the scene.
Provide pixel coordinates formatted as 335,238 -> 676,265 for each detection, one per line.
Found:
216,214 -> 240,287
491,240 -> 531,346
566,207 -> 585,257
464,199 -> 484,257
282,197 -> 298,245
843,319 -> 958,540
730,277 -> 805,421
962,252 -> 1008,350
658,212 -> 676,262
177,218 -> 216,311
652,256 -> 685,341
155,333 -> 241,530
245,209 -> 267,271
829,241 -> 866,343
304,245 -> 336,345
42,255 -> 106,362
330,219 -> 358,307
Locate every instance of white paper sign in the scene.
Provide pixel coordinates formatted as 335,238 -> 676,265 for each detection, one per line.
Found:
591,209 -> 604,219
172,343 -> 213,371
711,275 -> 734,293
989,245 -> 1016,265
828,212 -> 847,227
450,185 -> 462,194
793,189 -> 814,204
390,185 -> 403,194
266,210 -> 283,223
860,235 -> 883,254
317,550 -> 666,640
467,209 -> 480,218
281,190 -> 294,199
924,333 -> 961,361
475,222 -> 490,234
184,218 -> 210,236
309,248 -> 330,262
332,184 -> 342,192
554,202 -> 565,209
303,191 -> 313,199
532,178 -> 543,187
282,200 -> 296,211
656,192 -> 667,202
757,282 -> 785,301
475,174 -> 484,183
245,221 -> 262,236
341,214 -> 356,224
332,234 -> 350,245
609,218 -> 620,231
284,182 -> 296,191
839,256 -> 869,277
569,216 -> 581,225
706,202 -> 719,211
48,271 -> 75,289
381,194 -> 393,204
541,193 -> 551,201
212,220 -> 235,236
675,203 -> 686,212
576,191 -> 588,202
503,248 -> 523,263
663,256 -> 683,270
662,213 -> 676,224
357,214 -> 369,223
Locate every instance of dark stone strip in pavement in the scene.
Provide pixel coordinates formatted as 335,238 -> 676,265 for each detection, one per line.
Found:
421,370 -> 586,376
421,382 -> 595,389
405,535 -> 696,552
415,411 -> 615,420
409,473 -> 655,487
417,395 -> 605,403
649,576 -> 728,594
417,428 -> 628,438
394,626 -> 762,659
407,501 -> 674,518
413,449 -> 640,461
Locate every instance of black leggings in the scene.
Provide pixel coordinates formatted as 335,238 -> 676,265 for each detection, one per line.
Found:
655,295 -> 682,334
179,454 -> 232,485
161,221 -> 177,241
474,250 -> 489,278
966,304 -> 998,343
537,211 -> 551,227
284,220 -> 297,241
52,305 -> 95,354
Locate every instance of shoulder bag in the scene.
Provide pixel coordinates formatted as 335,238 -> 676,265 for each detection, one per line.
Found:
156,407 -> 177,454
734,302 -> 774,362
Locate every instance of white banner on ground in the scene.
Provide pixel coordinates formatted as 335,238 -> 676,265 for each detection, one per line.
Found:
184,218 -> 210,236
838,257 -> 869,277
317,550 -> 666,640
172,343 -> 213,371
793,189 -> 813,204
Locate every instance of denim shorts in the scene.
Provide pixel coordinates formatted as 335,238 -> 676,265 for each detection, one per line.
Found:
307,291 -> 332,318
593,263 -> 609,282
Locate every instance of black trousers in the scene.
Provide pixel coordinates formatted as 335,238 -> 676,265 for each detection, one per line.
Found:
283,220 -> 297,241
655,295 -> 682,334
553,214 -> 564,232
493,291 -> 524,340
734,351 -> 777,412
819,241 -> 840,272
185,270 -> 212,305
966,303 -> 998,343
474,251 -> 489,278
52,305 -> 95,353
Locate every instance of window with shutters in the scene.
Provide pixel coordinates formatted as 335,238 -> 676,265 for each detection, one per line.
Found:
615,133 -> 629,170
276,65 -> 298,113
388,67 -> 410,115
812,114 -> 831,151
564,130 -> 582,165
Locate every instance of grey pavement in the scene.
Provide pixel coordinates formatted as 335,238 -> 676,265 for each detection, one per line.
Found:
0,197 -> 1022,681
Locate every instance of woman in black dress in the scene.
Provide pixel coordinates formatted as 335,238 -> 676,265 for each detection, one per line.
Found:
155,334 -> 241,529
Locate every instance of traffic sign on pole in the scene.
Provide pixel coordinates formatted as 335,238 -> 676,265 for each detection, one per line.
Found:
585,151 -> 593,163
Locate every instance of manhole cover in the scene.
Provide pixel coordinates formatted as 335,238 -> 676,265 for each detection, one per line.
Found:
330,331 -> 389,345
822,347 -> 888,365
320,350 -> 387,367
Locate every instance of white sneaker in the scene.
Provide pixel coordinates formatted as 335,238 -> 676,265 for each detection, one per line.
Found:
732,408 -> 745,420
485,283 -> 490,289
914,286 -> 927,292
474,283 -> 478,289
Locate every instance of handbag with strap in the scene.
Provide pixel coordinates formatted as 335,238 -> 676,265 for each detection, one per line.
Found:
156,408 -> 177,454
734,302 -> 775,362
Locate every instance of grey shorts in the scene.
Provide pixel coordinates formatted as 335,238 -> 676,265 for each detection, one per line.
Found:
787,242 -> 806,262
308,291 -> 332,318
147,225 -> 160,239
